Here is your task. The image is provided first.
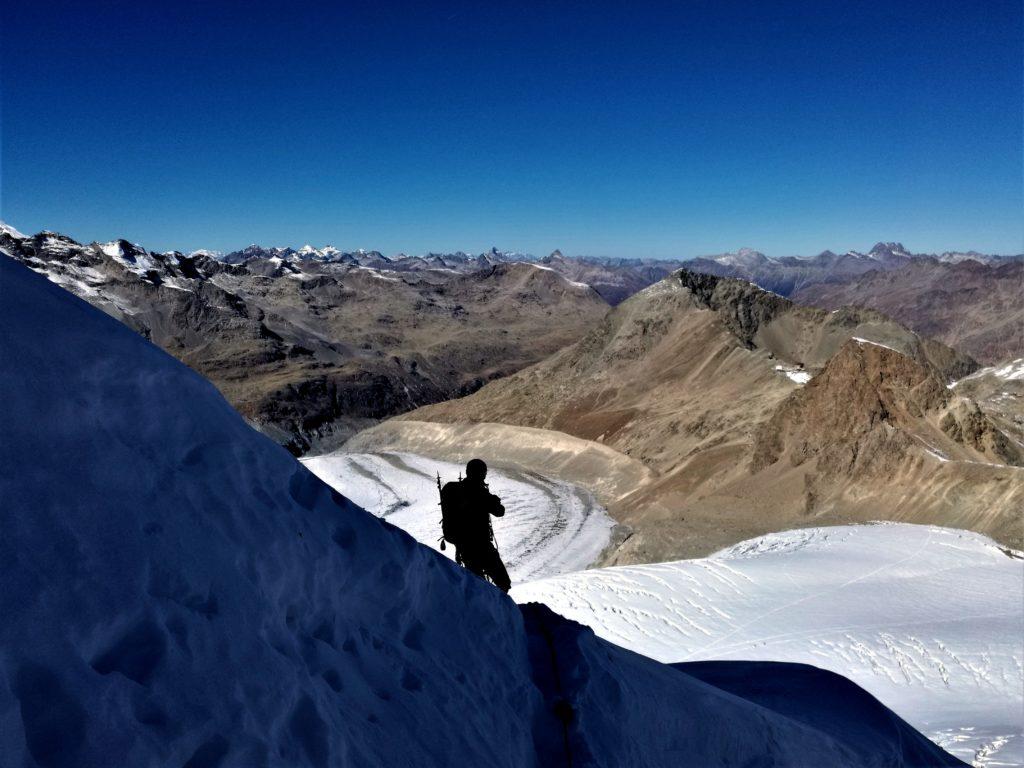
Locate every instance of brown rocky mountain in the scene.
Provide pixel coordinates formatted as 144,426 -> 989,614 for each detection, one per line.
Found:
351,269 -> 1022,563
0,227 -> 609,453
790,259 -> 1024,364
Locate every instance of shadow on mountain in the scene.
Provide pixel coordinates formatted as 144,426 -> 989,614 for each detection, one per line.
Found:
675,660 -> 966,767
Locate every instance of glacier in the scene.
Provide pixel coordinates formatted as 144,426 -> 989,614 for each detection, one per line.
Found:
513,525 -> 1023,767
0,255 -> 967,767
302,451 -> 616,583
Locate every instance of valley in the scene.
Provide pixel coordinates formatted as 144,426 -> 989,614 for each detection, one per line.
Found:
0,225 -> 611,453
363,269 -> 1023,564
4,255 -> 977,768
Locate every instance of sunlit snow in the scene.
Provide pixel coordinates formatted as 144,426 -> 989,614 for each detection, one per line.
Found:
302,451 -> 615,583
774,364 -> 811,384
512,524 -> 1024,767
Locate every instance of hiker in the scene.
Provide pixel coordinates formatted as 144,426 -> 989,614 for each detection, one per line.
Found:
440,458 -> 512,593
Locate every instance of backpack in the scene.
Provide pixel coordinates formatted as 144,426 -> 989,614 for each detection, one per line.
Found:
439,478 -> 465,548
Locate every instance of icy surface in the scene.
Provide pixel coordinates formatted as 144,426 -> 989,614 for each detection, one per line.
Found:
302,451 -> 616,583
1,256 -> 966,767
100,240 -> 158,274
513,524 -> 1023,767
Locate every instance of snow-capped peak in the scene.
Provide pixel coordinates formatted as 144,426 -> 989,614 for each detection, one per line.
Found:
867,242 -> 911,260
99,239 -> 157,273
100,240 -> 127,258
0,221 -> 27,239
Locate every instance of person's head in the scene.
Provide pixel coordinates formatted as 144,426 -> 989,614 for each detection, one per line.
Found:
466,458 -> 487,483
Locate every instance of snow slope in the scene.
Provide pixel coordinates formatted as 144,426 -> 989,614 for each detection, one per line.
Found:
513,524 -> 1023,767
0,256 -> 966,767
301,451 -> 615,583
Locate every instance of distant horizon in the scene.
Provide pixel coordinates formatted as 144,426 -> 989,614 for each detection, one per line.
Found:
3,218 -> 1020,262
3,2 -> 1021,258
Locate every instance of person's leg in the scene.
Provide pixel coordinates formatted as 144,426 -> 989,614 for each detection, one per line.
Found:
482,545 -> 511,593
459,547 -> 486,580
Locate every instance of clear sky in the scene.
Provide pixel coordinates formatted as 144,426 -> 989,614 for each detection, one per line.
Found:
2,0 -> 1021,258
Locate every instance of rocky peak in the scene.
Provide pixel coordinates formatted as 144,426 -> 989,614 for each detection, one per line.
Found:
868,242 -> 911,260
673,269 -> 791,347
940,399 -> 1023,466
752,338 -> 950,476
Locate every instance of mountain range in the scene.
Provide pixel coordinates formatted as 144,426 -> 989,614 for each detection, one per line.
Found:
3,221 -> 1020,465
0,225 -> 608,453
687,243 -> 1023,363
792,258 -> 1024,363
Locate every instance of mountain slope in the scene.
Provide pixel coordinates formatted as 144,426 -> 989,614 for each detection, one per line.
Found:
0,256 -> 965,767
949,358 -> 1024,450
0,227 -> 608,453
791,259 -> 1024,363
357,270 -> 1021,562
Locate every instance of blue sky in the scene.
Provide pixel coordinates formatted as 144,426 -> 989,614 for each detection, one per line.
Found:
2,1 -> 1020,257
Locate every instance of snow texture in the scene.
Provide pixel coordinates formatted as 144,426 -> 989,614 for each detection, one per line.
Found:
0,256 -> 967,767
992,359 -> 1024,381
302,451 -> 615,583
513,524 -> 1023,767
775,364 -> 812,384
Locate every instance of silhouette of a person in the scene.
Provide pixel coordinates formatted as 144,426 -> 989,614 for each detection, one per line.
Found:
442,459 -> 511,593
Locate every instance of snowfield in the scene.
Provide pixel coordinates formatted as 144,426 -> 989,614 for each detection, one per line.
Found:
513,524 -> 1024,768
302,451 -> 616,583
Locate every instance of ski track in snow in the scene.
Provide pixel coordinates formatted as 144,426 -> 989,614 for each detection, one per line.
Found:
302,451 -> 616,584
512,524 -> 1024,768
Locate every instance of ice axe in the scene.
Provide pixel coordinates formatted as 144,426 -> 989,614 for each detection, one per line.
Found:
436,471 -> 446,552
